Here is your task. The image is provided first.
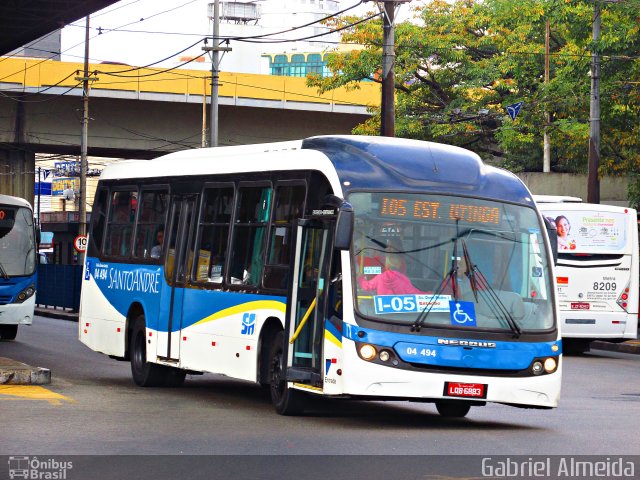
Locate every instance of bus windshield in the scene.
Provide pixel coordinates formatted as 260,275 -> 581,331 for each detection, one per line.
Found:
350,193 -> 555,332
0,206 -> 36,277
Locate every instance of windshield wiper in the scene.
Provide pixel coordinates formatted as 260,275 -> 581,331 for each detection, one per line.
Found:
0,260 -> 9,280
461,239 -> 521,338
411,238 -> 460,332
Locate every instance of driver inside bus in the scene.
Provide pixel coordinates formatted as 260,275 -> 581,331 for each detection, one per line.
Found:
357,253 -> 424,295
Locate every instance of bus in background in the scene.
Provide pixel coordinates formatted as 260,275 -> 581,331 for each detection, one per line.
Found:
0,194 -> 37,340
535,195 -> 639,353
80,136 -> 561,418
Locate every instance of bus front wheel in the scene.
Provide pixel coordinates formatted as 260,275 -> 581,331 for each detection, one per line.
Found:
269,331 -> 306,415
130,315 -> 169,387
435,400 -> 471,418
0,325 -> 18,341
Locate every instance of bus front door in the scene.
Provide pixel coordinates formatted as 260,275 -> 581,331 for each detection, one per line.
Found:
284,219 -> 334,387
157,195 -> 196,362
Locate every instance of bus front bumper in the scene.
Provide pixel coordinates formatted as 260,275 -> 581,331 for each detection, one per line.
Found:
0,297 -> 35,326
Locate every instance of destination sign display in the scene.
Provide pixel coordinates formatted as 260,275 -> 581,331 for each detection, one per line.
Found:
378,196 -> 500,225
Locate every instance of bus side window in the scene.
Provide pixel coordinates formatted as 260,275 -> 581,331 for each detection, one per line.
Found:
89,188 -> 108,255
228,185 -> 271,286
105,190 -> 137,257
264,183 -> 306,290
133,189 -> 168,260
194,185 -> 234,283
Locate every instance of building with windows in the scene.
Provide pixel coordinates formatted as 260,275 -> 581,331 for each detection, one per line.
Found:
263,52 -> 331,77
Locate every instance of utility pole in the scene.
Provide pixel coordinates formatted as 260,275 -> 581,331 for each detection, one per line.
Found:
543,19 -> 551,173
202,77 -> 208,147
380,0 -> 395,137
75,15 -> 94,264
587,1 -> 601,203
204,0 -> 231,148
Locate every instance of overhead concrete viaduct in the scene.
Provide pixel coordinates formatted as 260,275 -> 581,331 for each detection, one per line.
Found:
0,58 -> 378,204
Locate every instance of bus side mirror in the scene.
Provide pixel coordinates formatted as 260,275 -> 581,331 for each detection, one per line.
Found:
544,216 -> 558,265
334,203 -> 354,251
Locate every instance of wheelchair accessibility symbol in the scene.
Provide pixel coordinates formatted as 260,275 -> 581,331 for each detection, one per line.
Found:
449,301 -> 477,327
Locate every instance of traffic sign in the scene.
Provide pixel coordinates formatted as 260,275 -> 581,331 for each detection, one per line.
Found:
74,235 -> 88,252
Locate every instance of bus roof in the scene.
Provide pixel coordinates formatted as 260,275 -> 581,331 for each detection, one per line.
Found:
302,136 -> 534,205
0,194 -> 32,209
99,136 -> 535,206
533,195 -> 583,203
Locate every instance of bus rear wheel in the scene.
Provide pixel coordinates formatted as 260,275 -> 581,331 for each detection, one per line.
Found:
130,315 -> 170,387
435,400 -> 471,418
0,325 -> 18,341
269,331 -> 306,415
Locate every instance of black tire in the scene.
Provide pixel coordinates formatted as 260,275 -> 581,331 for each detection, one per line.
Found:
0,325 -> 18,341
435,400 -> 472,418
269,331 -> 306,415
130,315 -> 168,387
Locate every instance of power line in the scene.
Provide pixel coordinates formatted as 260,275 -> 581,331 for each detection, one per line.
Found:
0,0 -> 203,80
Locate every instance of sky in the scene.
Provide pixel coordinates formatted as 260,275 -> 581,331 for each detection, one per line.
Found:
59,0 -> 415,70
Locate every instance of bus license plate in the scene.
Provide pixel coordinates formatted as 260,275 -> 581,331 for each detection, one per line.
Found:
444,382 -> 487,399
570,302 -> 590,310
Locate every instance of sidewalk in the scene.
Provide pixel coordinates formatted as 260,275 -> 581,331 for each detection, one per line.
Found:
35,306 -> 79,322
33,307 -> 640,355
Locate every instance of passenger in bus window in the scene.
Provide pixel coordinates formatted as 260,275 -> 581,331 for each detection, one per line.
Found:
150,227 -> 164,258
112,194 -> 132,222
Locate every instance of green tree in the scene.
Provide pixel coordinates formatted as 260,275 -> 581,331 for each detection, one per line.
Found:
309,0 -> 640,175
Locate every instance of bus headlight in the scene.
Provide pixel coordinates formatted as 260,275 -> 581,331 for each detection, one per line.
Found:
359,344 -> 377,361
531,361 -> 544,375
15,285 -> 35,303
543,357 -> 558,373
379,350 -> 390,362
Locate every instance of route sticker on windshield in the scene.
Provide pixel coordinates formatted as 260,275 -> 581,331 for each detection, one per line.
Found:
373,294 -> 451,314
364,266 -> 382,275
449,300 -> 477,326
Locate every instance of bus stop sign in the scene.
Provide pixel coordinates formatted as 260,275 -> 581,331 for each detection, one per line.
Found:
74,235 -> 87,252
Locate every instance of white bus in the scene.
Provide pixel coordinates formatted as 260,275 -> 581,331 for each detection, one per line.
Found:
80,136 -> 561,418
535,196 -> 639,352
0,194 -> 37,340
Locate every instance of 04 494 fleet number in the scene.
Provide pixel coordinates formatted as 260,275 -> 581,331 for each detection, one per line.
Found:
406,347 -> 437,357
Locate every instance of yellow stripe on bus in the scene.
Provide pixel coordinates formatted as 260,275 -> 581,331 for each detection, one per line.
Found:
325,329 -> 342,348
193,300 -> 286,326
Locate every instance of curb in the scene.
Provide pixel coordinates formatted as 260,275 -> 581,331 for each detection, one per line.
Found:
35,307 -> 78,322
590,340 -> 640,355
0,357 -> 51,385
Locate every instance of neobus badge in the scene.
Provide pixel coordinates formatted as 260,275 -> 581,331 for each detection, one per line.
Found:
437,339 -> 496,348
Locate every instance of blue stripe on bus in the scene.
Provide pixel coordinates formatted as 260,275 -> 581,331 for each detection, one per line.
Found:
86,258 -> 285,331
343,323 -> 561,370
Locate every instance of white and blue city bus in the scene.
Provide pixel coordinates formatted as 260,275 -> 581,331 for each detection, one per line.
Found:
79,136 -> 561,417
0,194 -> 37,340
